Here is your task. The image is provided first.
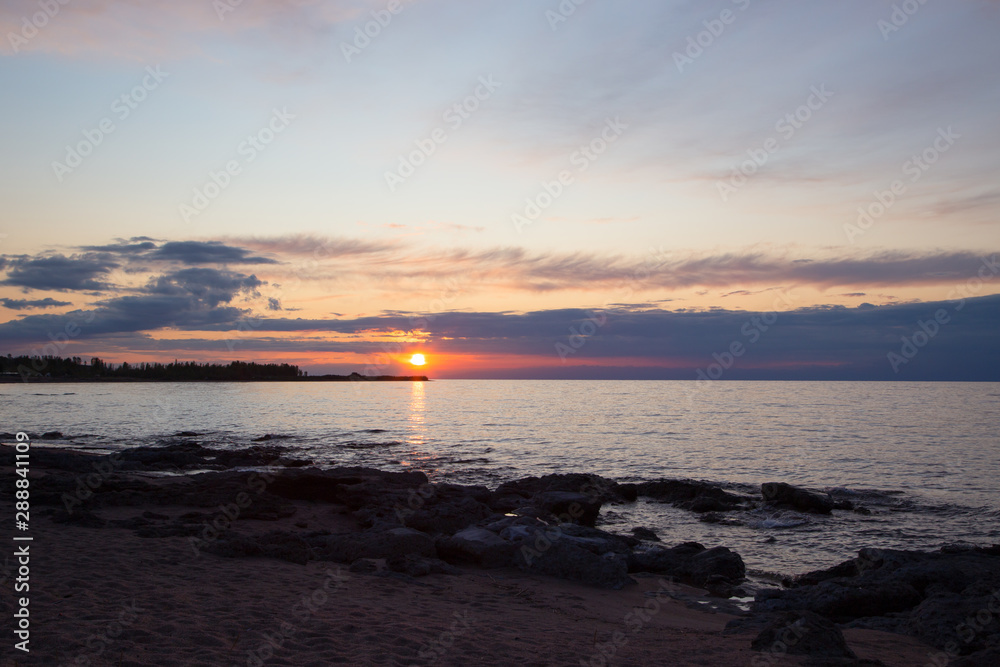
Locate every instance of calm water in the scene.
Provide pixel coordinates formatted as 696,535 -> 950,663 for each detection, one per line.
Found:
4,380 -> 999,577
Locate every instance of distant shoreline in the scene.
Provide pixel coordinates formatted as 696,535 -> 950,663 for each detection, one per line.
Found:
0,374 -> 429,383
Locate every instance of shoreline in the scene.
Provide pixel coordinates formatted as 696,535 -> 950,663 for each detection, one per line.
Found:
0,374 -> 429,384
5,442 -> 997,664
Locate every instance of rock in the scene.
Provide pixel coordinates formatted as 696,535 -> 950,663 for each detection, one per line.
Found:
494,473 -> 635,505
761,482 -> 834,514
322,527 -> 436,563
756,580 -> 922,621
513,540 -> 633,590
750,611 -> 857,660
628,542 -> 746,587
533,491 -> 602,527
950,648 -> 1000,666
631,527 -> 660,542
41,431 -> 64,439
636,479 -> 746,513
437,528 -> 515,568
699,512 -> 744,526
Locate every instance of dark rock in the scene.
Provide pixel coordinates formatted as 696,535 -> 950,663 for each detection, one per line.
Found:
636,479 -> 746,513
631,527 -> 660,542
756,580 -> 922,621
950,648 -> 1000,666
699,512 -> 744,526
174,431 -> 199,437
628,542 -> 746,587
761,482 -> 834,514
41,431 -> 64,439
750,611 -> 857,660
494,473 -> 634,506
437,528 -> 515,568
513,540 -> 633,590
534,491 -> 602,527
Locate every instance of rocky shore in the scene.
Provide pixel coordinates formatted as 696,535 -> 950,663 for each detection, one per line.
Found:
5,440 -> 997,665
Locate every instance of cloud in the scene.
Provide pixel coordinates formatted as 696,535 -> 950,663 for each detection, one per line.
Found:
220,234 -> 395,258
146,241 -> 278,265
0,298 -> 73,310
1,254 -> 119,292
0,267 -> 263,342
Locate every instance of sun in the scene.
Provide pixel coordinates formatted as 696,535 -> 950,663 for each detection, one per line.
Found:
409,353 -> 426,366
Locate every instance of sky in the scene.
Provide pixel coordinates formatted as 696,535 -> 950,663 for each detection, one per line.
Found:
0,0 -> 998,380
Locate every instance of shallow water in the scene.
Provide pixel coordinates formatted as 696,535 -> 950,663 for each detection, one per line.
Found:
4,380 -> 999,576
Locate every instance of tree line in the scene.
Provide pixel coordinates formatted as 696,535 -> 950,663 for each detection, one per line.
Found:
2,355 -> 304,381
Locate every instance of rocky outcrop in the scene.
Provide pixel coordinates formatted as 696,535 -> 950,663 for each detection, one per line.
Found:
636,479 -> 747,513
755,546 -> 1000,662
761,482 -> 834,514
628,541 -> 746,587
749,611 -> 858,660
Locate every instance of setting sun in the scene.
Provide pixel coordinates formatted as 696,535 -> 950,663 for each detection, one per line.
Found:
409,354 -> 426,366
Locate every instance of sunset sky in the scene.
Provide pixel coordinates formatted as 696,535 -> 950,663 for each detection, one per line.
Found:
1,0 -> 998,379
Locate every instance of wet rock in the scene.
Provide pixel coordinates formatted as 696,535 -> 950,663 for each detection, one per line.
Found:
750,611 -> 857,660
761,482 -> 834,515
636,479 -> 747,513
533,491 -> 602,527
41,431 -> 64,439
699,512 -> 744,526
494,473 -> 635,506
631,527 -> 660,541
